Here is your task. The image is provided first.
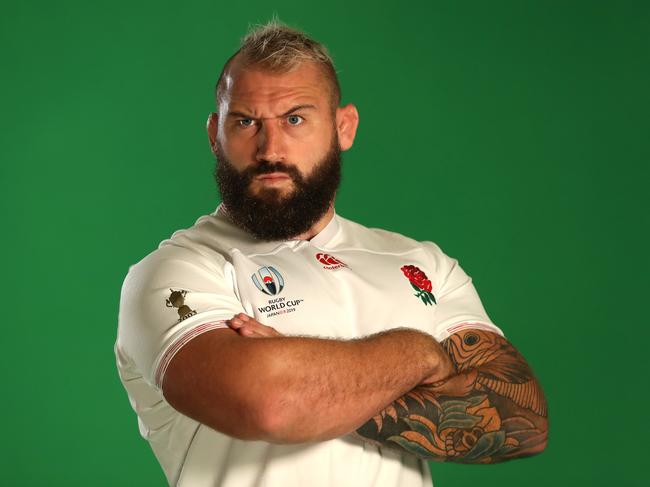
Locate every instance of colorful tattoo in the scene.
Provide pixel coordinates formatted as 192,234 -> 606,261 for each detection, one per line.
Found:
356,329 -> 548,463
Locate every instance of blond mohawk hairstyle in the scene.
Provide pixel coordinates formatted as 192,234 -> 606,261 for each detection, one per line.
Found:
215,18 -> 341,113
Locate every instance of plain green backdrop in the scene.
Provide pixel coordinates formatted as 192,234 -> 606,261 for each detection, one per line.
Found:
1,1 -> 648,486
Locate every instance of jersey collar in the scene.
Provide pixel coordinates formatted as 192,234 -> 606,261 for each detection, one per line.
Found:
307,210 -> 340,248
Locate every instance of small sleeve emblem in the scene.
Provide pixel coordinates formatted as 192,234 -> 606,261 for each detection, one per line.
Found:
165,289 -> 198,322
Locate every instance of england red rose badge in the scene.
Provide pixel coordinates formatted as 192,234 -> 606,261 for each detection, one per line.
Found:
401,265 -> 436,305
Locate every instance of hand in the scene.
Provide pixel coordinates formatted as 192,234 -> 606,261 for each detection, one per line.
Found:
227,313 -> 283,338
420,342 -> 456,385
424,368 -> 478,397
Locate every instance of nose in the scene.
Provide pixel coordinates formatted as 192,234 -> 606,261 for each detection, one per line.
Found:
255,120 -> 286,163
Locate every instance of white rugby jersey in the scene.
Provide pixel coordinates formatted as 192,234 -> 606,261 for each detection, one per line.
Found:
115,204 -> 504,487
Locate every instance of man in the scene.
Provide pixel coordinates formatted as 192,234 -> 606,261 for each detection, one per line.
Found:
115,20 -> 548,487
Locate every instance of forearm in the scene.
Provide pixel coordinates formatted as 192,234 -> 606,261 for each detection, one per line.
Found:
355,329 -> 548,463
164,326 -> 452,443
259,328 -> 450,442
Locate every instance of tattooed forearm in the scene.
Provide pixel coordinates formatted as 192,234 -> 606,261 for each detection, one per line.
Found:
355,329 -> 548,464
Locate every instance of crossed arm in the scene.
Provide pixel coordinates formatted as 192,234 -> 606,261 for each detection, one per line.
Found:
354,327 -> 548,463
163,314 -> 547,464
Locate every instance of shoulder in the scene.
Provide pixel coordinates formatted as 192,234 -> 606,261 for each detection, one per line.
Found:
160,208 -> 253,256
335,214 -> 446,258
124,208 -> 246,286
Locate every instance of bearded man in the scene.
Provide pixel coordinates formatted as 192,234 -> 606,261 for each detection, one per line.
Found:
115,19 -> 548,487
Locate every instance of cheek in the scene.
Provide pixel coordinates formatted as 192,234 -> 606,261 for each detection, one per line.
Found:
221,135 -> 256,163
291,143 -> 325,171
290,125 -> 333,157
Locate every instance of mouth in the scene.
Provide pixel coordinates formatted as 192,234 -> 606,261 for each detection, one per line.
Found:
254,172 -> 292,182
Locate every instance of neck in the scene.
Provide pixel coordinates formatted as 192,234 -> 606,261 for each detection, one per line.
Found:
294,204 -> 335,241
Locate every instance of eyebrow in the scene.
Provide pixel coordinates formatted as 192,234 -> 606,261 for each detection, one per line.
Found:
226,104 -> 318,119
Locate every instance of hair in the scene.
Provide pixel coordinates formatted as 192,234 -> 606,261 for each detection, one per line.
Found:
215,17 -> 341,114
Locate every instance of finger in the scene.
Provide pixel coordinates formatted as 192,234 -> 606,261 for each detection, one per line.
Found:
245,324 -> 272,337
227,317 -> 244,330
266,326 -> 282,337
228,312 -> 253,329
243,323 -> 281,338
229,314 -> 282,337
427,370 -> 478,396
237,314 -> 268,330
239,325 -> 266,338
256,323 -> 281,337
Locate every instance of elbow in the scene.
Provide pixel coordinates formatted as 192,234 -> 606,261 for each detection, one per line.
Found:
250,377 -> 337,444
254,407 -> 291,443
243,354 -> 324,444
513,436 -> 547,461
503,419 -> 549,462
501,397 -> 549,462
251,390 -> 309,444
166,388 -> 292,443
530,427 -> 549,456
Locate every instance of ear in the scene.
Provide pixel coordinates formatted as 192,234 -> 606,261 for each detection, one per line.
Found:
335,103 -> 359,151
206,112 -> 219,155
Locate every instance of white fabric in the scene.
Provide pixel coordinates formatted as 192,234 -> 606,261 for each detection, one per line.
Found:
115,205 -> 504,487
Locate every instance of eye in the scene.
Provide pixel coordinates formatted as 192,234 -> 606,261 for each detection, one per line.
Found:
286,115 -> 304,126
237,118 -> 255,128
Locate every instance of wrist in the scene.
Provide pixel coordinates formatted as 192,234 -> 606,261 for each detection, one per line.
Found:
421,339 -> 455,385
369,327 -> 454,385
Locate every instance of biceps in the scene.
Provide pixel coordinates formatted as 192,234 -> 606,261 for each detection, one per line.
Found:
442,329 -> 530,377
162,328 -> 274,440
441,328 -> 547,417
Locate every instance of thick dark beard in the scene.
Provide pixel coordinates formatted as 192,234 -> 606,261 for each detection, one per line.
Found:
214,133 -> 341,241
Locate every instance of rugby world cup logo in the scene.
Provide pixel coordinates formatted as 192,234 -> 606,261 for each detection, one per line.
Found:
252,266 -> 285,296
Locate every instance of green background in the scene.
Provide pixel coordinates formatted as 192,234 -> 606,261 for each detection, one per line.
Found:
2,1 -> 648,485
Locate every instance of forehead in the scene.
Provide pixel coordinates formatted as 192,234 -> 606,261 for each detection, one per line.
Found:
221,60 -> 328,113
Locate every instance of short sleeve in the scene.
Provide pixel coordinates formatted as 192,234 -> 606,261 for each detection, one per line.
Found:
423,241 -> 505,342
116,245 -> 246,391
